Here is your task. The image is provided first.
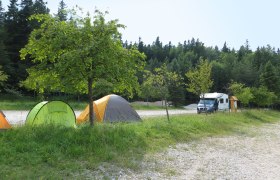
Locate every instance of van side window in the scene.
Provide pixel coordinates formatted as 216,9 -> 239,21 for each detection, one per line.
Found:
220,99 -> 224,103
226,98 -> 229,103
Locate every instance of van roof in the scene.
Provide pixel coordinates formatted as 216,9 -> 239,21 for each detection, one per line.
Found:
200,92 -> 228,99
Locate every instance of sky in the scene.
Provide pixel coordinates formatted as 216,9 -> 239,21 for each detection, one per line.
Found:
2,0 -> 280,50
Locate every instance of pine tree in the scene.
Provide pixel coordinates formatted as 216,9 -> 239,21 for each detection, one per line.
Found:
4,0 -> 19,63
260,61 -> 280,94
57,0 -> 67,21
0,0 -> 10,74
4,0 -> 49,90
30,0 -> 49,29
0,0 -> 4,24
18,0 -> 33,44
33,0 -> 49,14
3,0 -> 19,89
222,42 -> 230,53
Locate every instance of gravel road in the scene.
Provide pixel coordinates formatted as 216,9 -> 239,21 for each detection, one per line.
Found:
90,122 -> 280,179
2,109 -> 196,125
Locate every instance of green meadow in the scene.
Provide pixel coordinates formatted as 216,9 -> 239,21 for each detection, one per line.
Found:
0,110 -> 279,179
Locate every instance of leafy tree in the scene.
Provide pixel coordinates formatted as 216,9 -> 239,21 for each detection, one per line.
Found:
252,86 -> 277,107
228,82 -> 253,107
92,79 -> 113,99
57,0 -> 67,21
20,10 -> 145,126
142,64 -> 182,121
186,59 -> 213,101
139,70 -> 158,105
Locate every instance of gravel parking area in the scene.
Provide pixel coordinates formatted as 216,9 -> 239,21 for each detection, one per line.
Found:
90,122 -> 280,179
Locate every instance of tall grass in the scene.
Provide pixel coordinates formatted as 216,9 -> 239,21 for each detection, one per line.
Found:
0,110 -> 279,178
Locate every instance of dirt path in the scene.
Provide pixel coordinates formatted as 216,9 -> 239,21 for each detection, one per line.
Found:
91,122 -> 280,179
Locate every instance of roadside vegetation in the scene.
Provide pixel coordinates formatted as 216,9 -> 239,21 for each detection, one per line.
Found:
0,110 -> 279,179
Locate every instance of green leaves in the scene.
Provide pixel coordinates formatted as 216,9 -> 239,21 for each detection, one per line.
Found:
228,82 -> 253,106
185,59 -> 213,96
252,86 -> 277,107
141,64 -> 182,100
21,9 -> 145,98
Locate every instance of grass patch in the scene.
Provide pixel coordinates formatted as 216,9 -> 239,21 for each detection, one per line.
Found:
0,100 -> 39,110
0,110 -> 279,178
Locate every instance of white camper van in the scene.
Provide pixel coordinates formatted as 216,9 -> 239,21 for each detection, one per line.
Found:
197,93 -> 229,114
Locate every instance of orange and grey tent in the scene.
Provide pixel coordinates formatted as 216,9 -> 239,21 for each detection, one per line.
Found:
76,103 -> 100,123
0,110 -> 11,129
77,94 -> 141,124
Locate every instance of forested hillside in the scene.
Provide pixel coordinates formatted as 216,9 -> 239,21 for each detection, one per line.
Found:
1,0 -> 280,107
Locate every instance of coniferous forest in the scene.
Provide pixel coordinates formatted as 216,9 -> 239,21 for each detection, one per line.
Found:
1,0 -> 280,108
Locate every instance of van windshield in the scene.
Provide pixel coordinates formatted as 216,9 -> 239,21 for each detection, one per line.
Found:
198,99 -> 215,105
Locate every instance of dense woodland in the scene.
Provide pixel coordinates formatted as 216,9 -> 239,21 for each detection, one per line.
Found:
1,0 -> 280,107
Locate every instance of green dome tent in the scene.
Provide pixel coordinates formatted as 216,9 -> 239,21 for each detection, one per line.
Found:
26,101 -> 76,127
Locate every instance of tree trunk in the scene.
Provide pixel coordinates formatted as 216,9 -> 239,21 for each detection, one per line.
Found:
88,78 -> 94,126
202,93 -> 207,115
164,99 -> 170,122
